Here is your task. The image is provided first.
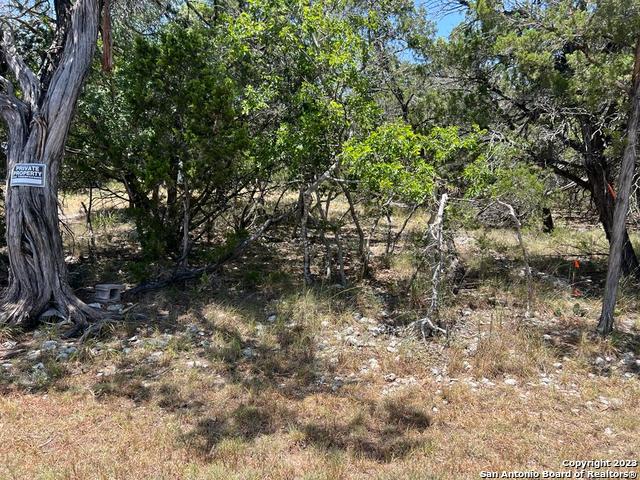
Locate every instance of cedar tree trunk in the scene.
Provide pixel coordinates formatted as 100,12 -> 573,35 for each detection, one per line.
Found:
598,39 -> 640,335
0,0 -> 102,328
582,126 -> 640,277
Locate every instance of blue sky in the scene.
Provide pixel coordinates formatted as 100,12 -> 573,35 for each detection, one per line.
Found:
414,0 -> 466,38
434,10 -> 465,37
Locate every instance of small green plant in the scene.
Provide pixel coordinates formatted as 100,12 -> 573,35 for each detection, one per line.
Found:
197,272 -> 214,292
127,261 -> 153,283
93,210 -> 121,231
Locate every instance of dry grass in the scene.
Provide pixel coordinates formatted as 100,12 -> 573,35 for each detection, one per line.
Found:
1,362 -> 638,479
447,323 -> 555,380
2,289 -> 638,479
1,208 -> 640,479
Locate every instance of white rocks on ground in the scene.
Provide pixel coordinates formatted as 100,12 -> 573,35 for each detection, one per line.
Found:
186,359 -> 210,369
41,340 -> 58,351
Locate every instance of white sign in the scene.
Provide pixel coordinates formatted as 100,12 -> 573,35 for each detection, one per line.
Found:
11,163 -> 46,187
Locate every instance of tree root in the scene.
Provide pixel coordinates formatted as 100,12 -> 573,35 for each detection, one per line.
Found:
0,285 -> 105,337
406,317 -> 447,342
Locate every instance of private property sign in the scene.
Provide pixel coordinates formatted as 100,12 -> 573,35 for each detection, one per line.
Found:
10,163 -> 46,187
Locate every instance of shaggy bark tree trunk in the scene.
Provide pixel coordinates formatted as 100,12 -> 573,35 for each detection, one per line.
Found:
0,0 -> 102,329
598,39 -> 640,335
582,125 -> 640,277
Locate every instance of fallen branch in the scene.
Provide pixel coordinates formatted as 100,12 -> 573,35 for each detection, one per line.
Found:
0,347 -> 26,360
406,316 -> 447,342
125,208 -> 296,296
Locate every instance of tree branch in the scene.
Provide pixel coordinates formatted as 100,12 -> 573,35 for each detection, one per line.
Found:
54,0 -> 72,29
0,74 -> 15,97
43,0 -> 100,161
1,28 -> 40,109
0,92 -> 28,162
0,91 -> 27,119
126,207 -> 297,296
185,0 -> 213,27
551,165 -> 591,191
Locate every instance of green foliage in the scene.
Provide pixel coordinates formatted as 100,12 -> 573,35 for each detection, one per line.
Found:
432,0 -> 640,222
463,158 -> 545,209
123,24 -> 248,186
445,0 -> 640,168
57,0 -> 639,274
72,19 -> 250,258
343,122 -> 434,203
423,125 -> 483,164
462,138 -> 547,217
